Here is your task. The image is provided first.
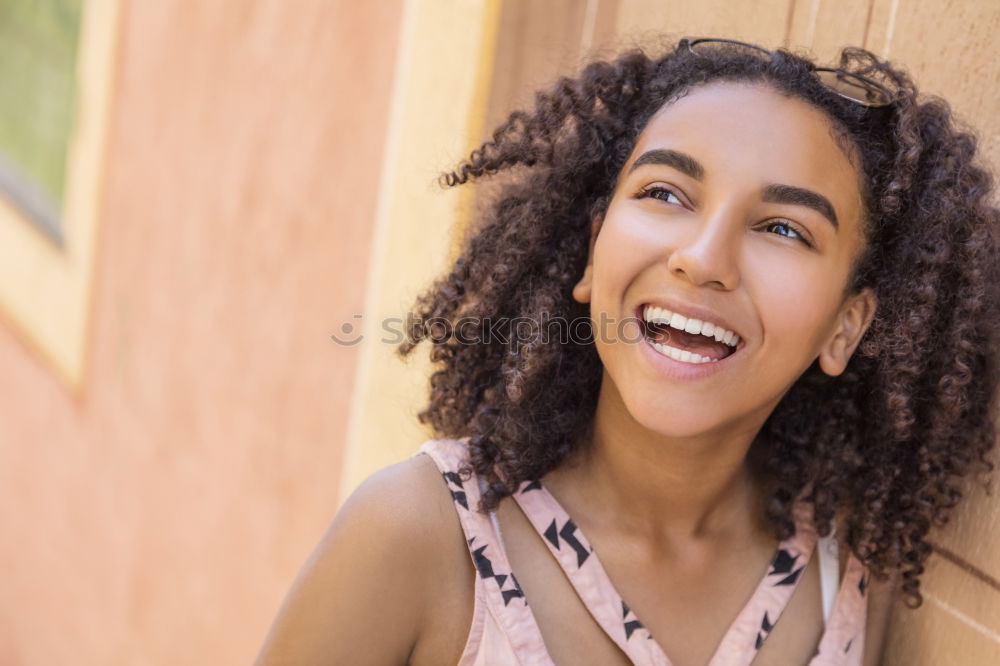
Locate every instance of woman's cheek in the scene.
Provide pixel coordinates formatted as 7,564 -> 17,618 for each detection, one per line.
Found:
746,254 -> 839,349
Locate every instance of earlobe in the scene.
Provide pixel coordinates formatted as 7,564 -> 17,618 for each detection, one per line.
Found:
819,287 -> 878,376
572,264 -> 593,304
572,213 -> 604,305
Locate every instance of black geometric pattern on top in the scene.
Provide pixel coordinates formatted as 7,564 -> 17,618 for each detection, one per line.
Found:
858,573 -> 868,596
521,479 -> 543,492
767,548 -> 805,586
622,601 -> 647,640
543,518 -> 592,567
442,471 -> 468,510
470,540 -> 526,606
754,611 -> 775,650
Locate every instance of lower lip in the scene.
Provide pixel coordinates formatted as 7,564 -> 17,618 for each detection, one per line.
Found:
637,332 -> 740,380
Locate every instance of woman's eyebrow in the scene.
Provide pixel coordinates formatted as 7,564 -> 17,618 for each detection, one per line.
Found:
627,148 -> 839,230
761,184 -> 839,230
627,149 -> 704,180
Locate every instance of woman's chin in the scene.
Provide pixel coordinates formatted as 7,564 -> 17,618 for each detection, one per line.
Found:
623,393 -> 735,441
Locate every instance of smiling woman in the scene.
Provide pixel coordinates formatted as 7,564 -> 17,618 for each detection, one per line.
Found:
257,38 -> 999,666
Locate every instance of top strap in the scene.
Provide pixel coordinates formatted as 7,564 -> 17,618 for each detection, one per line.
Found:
415,439 -> 555,665
510,476 -> 819,666
817,528 -> 840,624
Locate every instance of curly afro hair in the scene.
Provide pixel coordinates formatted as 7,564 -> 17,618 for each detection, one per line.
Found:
398,39 -> 1000,609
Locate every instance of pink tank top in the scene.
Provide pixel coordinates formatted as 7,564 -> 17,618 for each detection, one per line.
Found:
415,438 -> 869,665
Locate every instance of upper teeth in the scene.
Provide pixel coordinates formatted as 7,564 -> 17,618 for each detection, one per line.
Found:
643,305 -> 740,347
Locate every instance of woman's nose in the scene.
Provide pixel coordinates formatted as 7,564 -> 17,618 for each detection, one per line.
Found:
664,213 -> 741,290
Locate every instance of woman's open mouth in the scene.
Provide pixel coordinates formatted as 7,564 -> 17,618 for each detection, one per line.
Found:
638,304 -> 741,364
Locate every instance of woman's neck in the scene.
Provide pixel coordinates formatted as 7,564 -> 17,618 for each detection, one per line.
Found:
548,374 -> 774,552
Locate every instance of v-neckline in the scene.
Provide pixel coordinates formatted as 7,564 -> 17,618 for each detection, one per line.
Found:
508,477 -> 819,666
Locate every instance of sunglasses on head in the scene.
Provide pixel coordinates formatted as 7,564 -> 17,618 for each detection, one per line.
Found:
681,37 -> 896,108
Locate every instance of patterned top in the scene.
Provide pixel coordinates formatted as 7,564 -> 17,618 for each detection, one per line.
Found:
415,438 -> 869,665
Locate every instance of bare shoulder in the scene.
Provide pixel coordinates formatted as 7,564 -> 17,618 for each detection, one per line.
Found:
255,451 -> 472,665
336,451 -> 456,531
862,567 -> 903,666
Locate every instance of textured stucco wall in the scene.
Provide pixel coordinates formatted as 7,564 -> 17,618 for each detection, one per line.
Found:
0,1 -> 402,663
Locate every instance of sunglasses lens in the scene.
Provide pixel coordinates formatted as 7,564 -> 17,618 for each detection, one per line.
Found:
815,69 -> 893,107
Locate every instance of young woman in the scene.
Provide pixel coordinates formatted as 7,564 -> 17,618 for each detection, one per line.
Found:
257,38 -> 999,665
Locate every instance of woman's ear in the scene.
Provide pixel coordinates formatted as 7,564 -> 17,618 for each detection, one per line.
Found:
818,287 -> 877,376
572,213 -> 604,304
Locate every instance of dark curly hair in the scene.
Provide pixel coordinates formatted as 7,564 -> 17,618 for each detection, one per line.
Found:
398,39 -> 1000,609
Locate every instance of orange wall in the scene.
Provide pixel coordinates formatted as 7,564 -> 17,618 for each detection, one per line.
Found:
0,1 -> 403,663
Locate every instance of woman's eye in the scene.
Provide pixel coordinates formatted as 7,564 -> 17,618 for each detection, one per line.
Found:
764,220 -> 812,246
638,186 -> 683,206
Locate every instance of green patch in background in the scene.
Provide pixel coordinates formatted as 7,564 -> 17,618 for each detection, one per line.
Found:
0,0 -> 83,239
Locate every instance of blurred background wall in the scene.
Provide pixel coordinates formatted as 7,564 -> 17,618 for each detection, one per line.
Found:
0,0 -> 996,664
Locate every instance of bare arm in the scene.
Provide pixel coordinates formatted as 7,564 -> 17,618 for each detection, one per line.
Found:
254,455 -> 445,665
